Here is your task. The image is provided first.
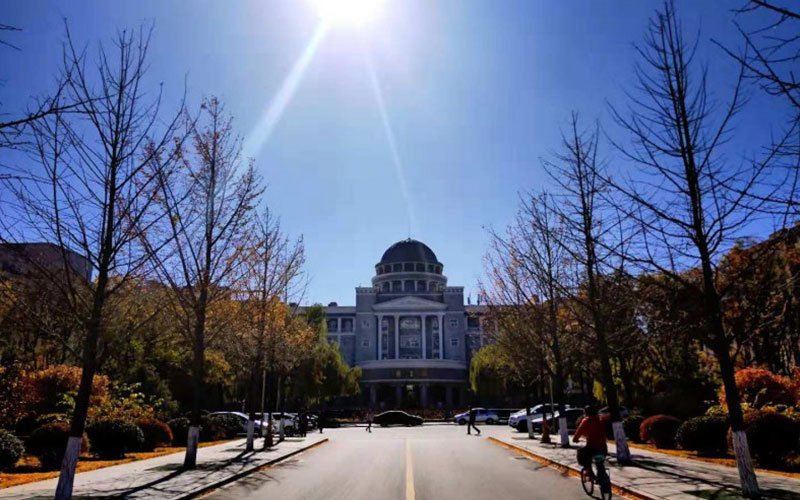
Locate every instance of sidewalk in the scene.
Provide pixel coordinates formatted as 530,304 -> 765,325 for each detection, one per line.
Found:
1,435 -> 326,500
482,427 -> 800,500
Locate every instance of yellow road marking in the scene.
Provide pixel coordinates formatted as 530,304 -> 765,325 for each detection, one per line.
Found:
405,440 -> 415,500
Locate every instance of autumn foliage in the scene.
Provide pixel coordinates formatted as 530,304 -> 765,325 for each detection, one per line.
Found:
719,367 -> 798,409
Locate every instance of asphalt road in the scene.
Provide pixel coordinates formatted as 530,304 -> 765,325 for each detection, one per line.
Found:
204,425 -> 591,500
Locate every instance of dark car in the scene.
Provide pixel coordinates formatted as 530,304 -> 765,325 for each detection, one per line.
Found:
374,410 -> 423,427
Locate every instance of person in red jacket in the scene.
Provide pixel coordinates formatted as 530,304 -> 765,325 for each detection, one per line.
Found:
573,406 -> 607,467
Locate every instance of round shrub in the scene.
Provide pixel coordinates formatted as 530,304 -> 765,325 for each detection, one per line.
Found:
640,415 -> 682,449
86,418 -> 144,459
720,367 -> 796,408
168,417 -> 191,446
623,415 -> 645,442
733,409 -> 800,469
212,414 -> 243,439
0,429 -> 24,470
199,414 -> 226,442
135,417 -> 173,451
676,416 -> 729,455
26,422 -> 89,470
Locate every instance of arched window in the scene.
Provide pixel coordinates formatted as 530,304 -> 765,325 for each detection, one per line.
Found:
404,262 -> 414,272
416,263 -> 425,272
417,280 -> 427,291
404,280 -> 414,292
392,280 -> 402,292
382,282 -> 390,292
393,263 -> 402,272
427,264 -> 434,273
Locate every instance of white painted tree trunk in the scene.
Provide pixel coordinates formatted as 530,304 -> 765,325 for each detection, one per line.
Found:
246,420 -> 255,452
526,414 -> 534,439
558,417 -> 569,447
731,430 -> 760,498
279,418 -> 285,441
53,436 -> 82,500
184,426 -> 200,468
612,421 -> 631,463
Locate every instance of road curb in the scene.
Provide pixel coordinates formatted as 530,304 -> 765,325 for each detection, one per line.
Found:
177,438 -> 329,500
486,437 -> 656,500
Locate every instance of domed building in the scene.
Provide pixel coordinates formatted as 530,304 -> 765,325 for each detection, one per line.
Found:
316,239 -> 488,409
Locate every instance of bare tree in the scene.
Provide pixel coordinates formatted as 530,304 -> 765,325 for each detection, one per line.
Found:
606,2 -> 779,495
0,25 -> 184,500
237,208 -> 305,451
142,97 -> 261,468
541,114 -> 632,462
483,192 -> 572,446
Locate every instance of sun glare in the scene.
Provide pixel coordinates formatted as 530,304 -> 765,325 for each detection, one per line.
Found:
309,0 -> 385,28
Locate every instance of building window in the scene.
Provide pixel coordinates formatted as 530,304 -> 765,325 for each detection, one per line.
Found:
450,318 -> 458,328
327,319 -> 339,332
416,263 -> 425,272
404,262 -> 414,271
341,318 -> 354,332
382,282 -> 390,292
362,319 -> 370,327
393,263 -> 402,272
436,266 -> 442,274
467,316 -> 480,331
404,280 -> 414,292
416,280 -> 426,291
392,280 -> 402,292
361,339 -> 370,347
327,336 -> 339,345
450,338 -> 459,347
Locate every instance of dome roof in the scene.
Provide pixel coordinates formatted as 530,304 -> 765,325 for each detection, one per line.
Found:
379,239 -> 439,265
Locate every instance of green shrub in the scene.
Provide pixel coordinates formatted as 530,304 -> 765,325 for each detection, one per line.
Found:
676,416 -> 728,455
135,417 -> 173,451
86,418 -> 144,459
26,422 -> 88,470
623,415 -> 645,442
640,415 -> 681,449
168,417 -> 190,446
212,414 -> 243,439
199,414 -> 226,442
733,409 -> 800,469
0,429 -> 24,470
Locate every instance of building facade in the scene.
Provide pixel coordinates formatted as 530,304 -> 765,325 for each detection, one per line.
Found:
320,239 -> 488,409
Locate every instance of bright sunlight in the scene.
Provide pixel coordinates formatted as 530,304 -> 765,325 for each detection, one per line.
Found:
308,0 -> 385,28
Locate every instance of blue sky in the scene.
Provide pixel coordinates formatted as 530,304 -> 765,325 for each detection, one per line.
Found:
0,1 -> 790,304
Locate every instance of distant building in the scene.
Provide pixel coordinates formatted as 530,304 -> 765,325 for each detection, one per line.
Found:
0,242 -> 91,281
307,239 -> 489,409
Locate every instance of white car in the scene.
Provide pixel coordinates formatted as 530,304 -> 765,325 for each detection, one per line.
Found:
267,412 -> 297,436
508,404 -> 567,432
209,411 -> 266,434
453,408 -> 499,425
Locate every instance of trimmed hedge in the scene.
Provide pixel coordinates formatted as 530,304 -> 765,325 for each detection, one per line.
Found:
640,415 -> 682,449
26,422 -> 89,470
168,417 -> 190,446
86,418 -> 144,459
0,429 -> 24,470
623,415 -> 645,442
135,417 -> 173,451
676,416 -> 728,455
199,415 -> 226,442
734,409 -> 800,468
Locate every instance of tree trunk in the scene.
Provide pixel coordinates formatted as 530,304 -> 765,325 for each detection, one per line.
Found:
184,306 -> 206,469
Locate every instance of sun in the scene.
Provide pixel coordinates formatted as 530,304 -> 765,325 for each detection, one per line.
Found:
308,0 -> 386,28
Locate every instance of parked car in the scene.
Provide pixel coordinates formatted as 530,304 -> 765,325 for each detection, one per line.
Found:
529,408 -> 585,432
599,406 -> 630,418
270,412 -> 297,435
374,410 -> 423,427
209,411 -> 267,435
508,404 -> 567,432
453,408 -> 499,425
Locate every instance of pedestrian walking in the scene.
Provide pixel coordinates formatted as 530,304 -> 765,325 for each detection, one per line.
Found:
318,411 -> 325,434
299,411 -> 308,437
366,408 -> 373,433
467,407 -> 481,435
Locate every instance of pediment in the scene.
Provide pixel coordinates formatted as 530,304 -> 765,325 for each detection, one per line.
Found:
372,295 -> 448,312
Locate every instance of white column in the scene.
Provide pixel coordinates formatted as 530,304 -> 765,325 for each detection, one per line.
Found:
377,314 -> 383,360
394,315 -> 400,359
421,315 -> 427,360
438,313 -> 445,359
337,318 -> 341,333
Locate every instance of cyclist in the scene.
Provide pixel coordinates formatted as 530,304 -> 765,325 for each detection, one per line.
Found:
573,405 -> 607,478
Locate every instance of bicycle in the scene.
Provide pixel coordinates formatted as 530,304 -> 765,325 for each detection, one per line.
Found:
580,453 -> 612,499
